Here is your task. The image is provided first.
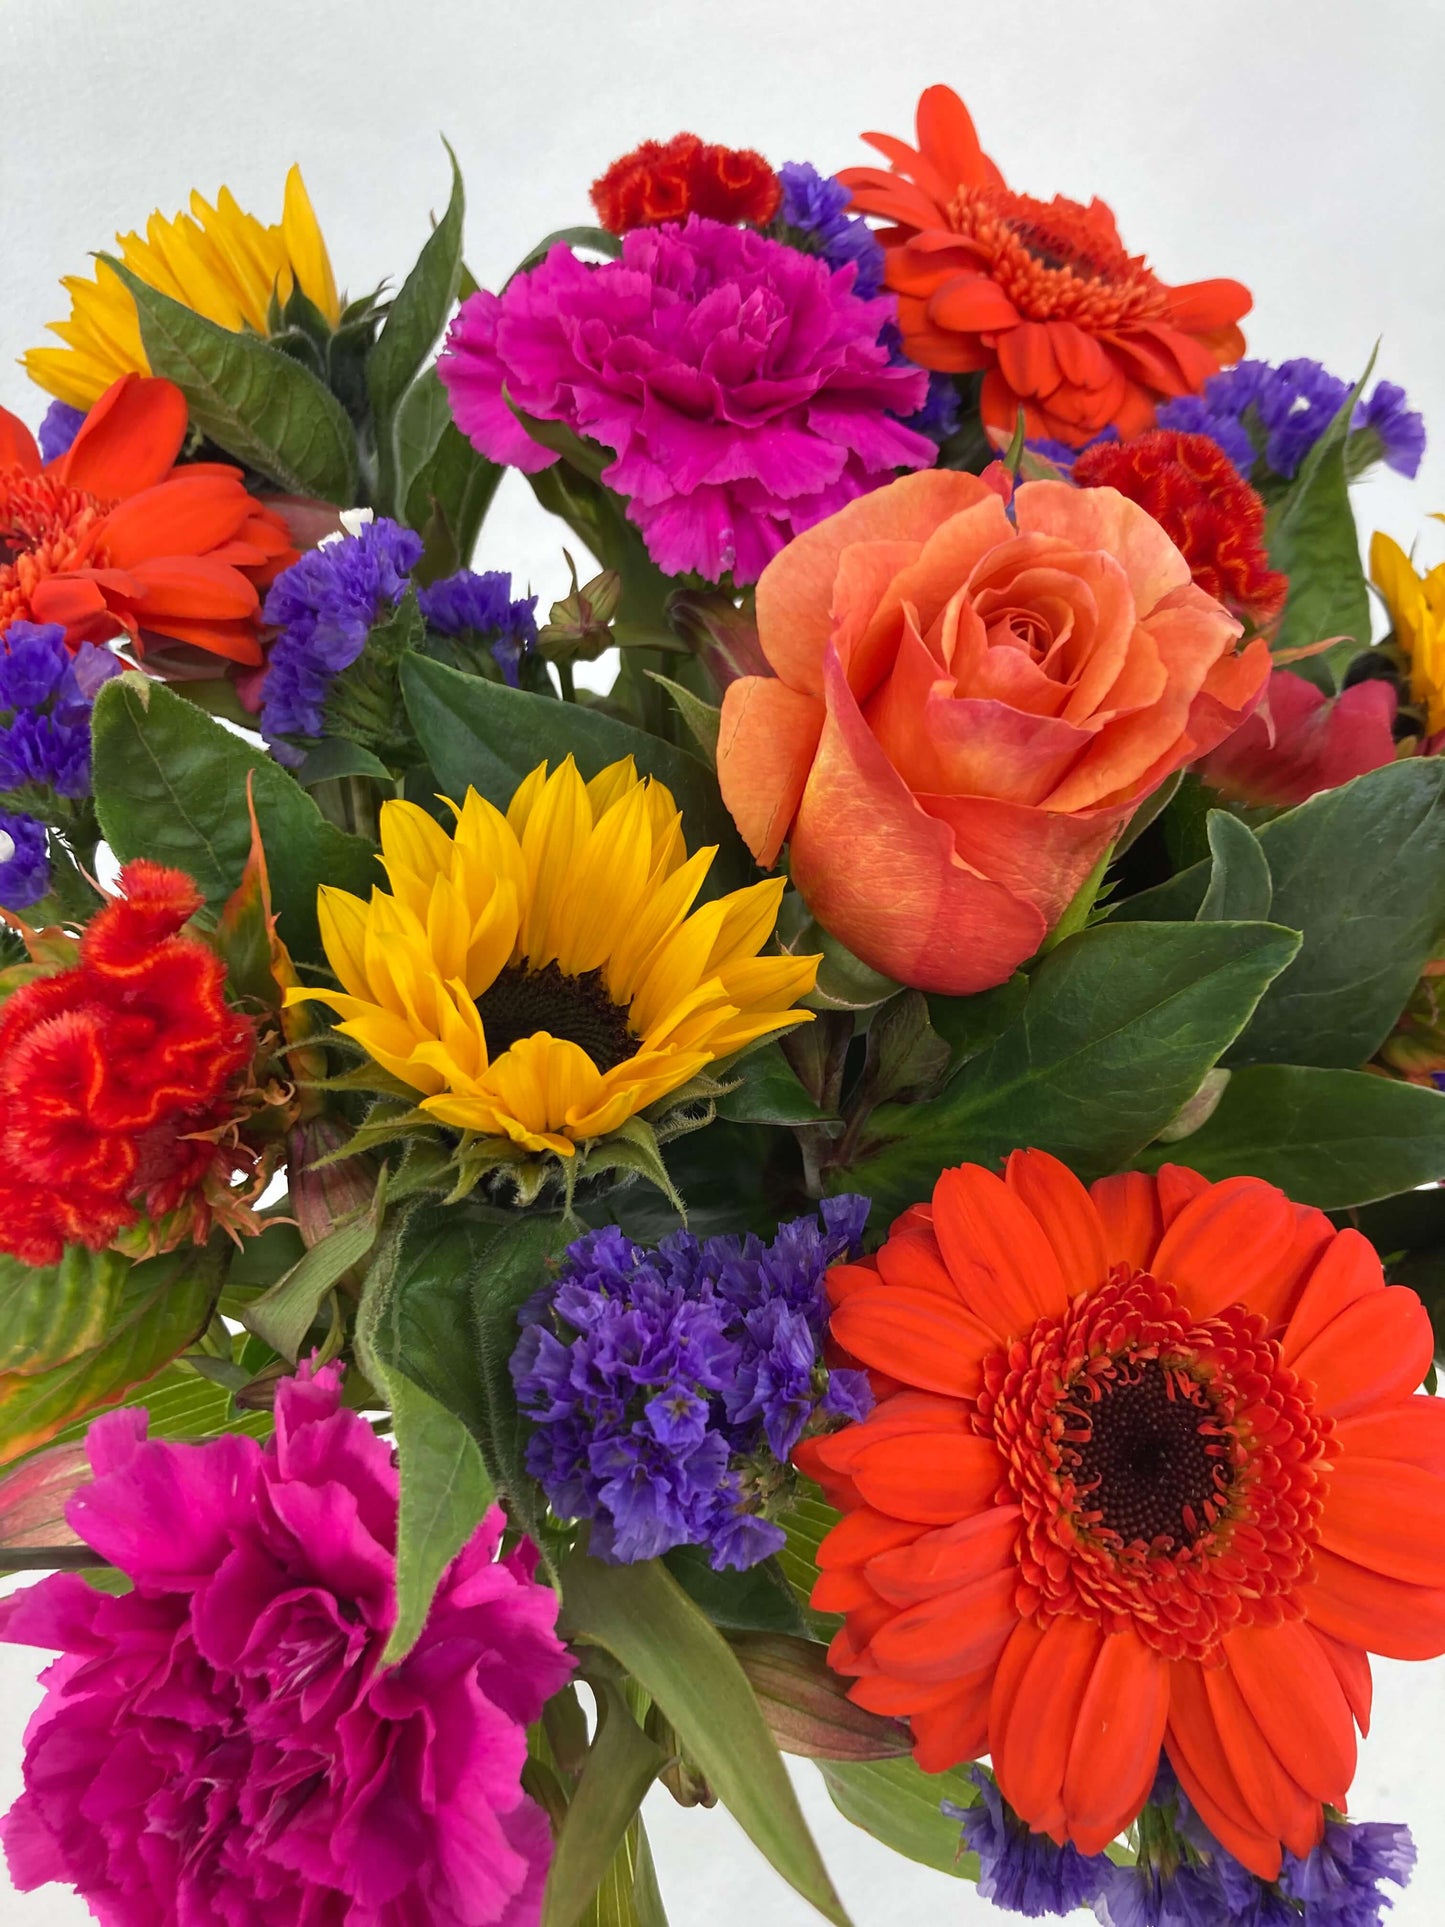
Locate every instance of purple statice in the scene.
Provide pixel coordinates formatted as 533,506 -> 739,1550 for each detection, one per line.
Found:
1351,381 -> 1426,479
418,569 -> 538,687
1094,1858 -> 1238,1926
904,371 -> 964,445
1157,359 -> 1424,482
36,400 -> 85,465
0,622 -> 118,801
259,516 -> 423,756
1145,395 -> 1257,473
510,1198 -> 870,1570
776,160 -> 887,300
0,811 -> 50,910
945,1768 -> 1109,1918
1279,1819 -> 1416,1926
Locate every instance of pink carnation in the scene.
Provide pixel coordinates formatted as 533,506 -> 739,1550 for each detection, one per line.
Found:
0,1364 -> 573,1926
1198,666 -> 1398,806
440,216 -> 936,585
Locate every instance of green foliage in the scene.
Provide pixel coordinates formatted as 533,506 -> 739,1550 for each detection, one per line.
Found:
381,1372 -> 495,1664
558,1547 -> 852,1926
400,654 -> 751,891
242,1181 -> 386,1361
716,1044 -> 835,1126
1118,760 -> 1445,1068
839,920 -> 1299,1218
90,675 -> 381,964
542,1682 -> 665,1927
817,1756 -> 980,1879
775,1479 -> 844,1640
1135,1066 -> 1445,1208
104,258 -> 359,502
1197,812 -> 1272,924
0,1248 -> 129,1377
663,1546 -> 808,1635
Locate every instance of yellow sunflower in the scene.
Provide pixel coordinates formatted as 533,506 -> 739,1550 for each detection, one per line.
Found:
24,167 -> 341,410
1371,524 -> 1445,737
288,756 -> 819,1157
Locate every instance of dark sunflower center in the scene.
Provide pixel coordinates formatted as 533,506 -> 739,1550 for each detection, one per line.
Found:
1067,1356 -> 1228,1550
474,961 -> 636,1074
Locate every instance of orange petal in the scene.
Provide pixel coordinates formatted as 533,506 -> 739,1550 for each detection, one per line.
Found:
868,1566 -> 1018,1681
1166,1663 -> 1282,1882
988,1616 -> 1048,1790
915,788 -> 1119,928
0,406 -> 41,476
866,1506 -> 1020,1607
1288,1286 -> 1434,1419
830,1285 -> 997,1399
1090,1171 -> 1163,1272
996,321 -> 1061,400
1319,1458 -> 1445,1587
128,556 -> 260,618
850,1430 -> 1004,1524
1203,1658 -> 1323,1859
56,374 -> 187,498
1312,1628 -> 1372,1737
1166,278 -> 1253,331
716,677 -> 824,867
1156,1163 -> 1211,1228
1004,1149 -> 1109,1297
99,472 -> 254,567
816,1506 -> 922,1572
928,274 -> 1022,334
130,613 -> 262,666
931,1163 -> 1069,1332
1221,1621 -> 1355,1806
1280,1229 -> 1383,1364
1306,1549 -> 1445,1661
1334,1396 -> 1445,1475
914,84 -> 1003,193
1150,1176 -> 1299,1321
1061,1629 -> 1170,1854
910,1674 -> 992,1771
995,1613 -> 1103,1831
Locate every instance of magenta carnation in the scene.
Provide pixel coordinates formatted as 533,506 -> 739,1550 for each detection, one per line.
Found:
0,1364 -> 573,1926
439,215 -> 936,584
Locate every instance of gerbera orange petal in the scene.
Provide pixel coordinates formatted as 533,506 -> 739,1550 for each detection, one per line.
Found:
1222,1621 -> 1355,1806
1151,1174 -> 1298,1320
997,1613 -> 1103,1829
128,614 -> 263,666
126,556 -> 260,618
1154,1162 -> 1212,1229
816,1506 -> 922,1571
1062,1629 -> 1170,1855
1334,1396 -> 1445,1474
1318,1458 -> 1445,1587
1167,278 -> 1254,331
1312,1628 -> 1373,1737
865,1506 -> 1021,1607
55,373 -> 187,498
100,471 -> 254,567
927,274 -> 1023,333
1004,1149 -> 1108,1297
1306,1548 -> 1445,1661
866,1567 -> 1017,1681
849,1430 -> 1003,1524
829,1285 -> 997,1398
1166,1667 -> 1283,1882
987,1617 -> 1049,1794
931,1162 -> 1069,1329
1279,1228 -> 1383,1363
0,406 -> 42,476
1089,1170 -> 1162,1271
914,84 -> 1002,193
1202,1659 -> 1323,1859
910,1674 -> 992,1771
996,321 -> 1062,401
1288,1285 -> 1434,1419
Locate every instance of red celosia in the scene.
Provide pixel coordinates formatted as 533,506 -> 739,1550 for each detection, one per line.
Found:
1072,429 -> 1287,631
0,861 -> 256,1265
591,132 -> 781,233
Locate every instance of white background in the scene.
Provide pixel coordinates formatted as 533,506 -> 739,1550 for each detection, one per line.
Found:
1,1 -> 1442,1920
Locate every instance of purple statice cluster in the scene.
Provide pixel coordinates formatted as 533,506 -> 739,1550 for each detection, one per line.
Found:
259,515 -> 537,759
1155,359 -> 1425,482
510,1198 -> 872,1571
947,1763 -> 1415,1926
36,399 -> 86,465
0,621 -> 119,909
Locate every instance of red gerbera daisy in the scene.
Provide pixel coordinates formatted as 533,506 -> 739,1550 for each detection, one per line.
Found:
797,1151 -> 1445,1878
0,861 -> 258,1265
1072,428 -> 1287,631
0,374 -> 295,666
591,132 -> 781,234
838,86 -> 1251,446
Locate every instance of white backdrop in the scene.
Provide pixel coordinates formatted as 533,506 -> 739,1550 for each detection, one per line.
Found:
1,1 -> 1443,1920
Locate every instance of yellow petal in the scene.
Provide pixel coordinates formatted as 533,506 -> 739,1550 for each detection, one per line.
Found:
282,165 -> 341,326
316,887 -> 374,999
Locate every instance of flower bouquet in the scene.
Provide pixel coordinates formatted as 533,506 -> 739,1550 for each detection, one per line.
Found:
2,82 -> 1444,1927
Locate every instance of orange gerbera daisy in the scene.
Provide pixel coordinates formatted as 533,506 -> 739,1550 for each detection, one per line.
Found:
838,86 -> 1252,446
0,374 -> 295,666
797,1152 -> 1445,1879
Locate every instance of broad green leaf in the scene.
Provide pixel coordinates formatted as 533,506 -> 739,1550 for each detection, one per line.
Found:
1197,812 -> 1272,923
400,654 -> 751,891
395,367 -> 453,511
926,975 -> 1030,1083
0,1246 -> 225,1465
663,1545 -> 808,1635
1337,1186 -> 1445,1258
37,1360 -> 275,1461
1134,1066 -> 1445,1208
370,145 -> 465,512
644,671 -> 721,763
296,738 -> 395,787
716,1045 -> 835,1126
401,375 -> 503,581
511,227 -> 624,279
1268,363 -> 1374,689
1119,760 -> 1445,1069
542,1683 -> 664,1927
775,1480 -> 843,1640
382,1371 -> 495,1663
104,258 -> 358,502
841,920 -> 1300,1218
242,1193 -> 383,1360
559,1548 -> 852,1927
818,1756 -> 979,1879
91,675 -> 381,964
0,1248 -> 129,1377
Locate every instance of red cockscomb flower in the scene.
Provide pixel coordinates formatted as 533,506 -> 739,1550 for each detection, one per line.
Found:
0,374 -> 295,666
1072,429 -> 1287,631
797,1152 -> 1445,1878
591,132 -> 781,234
0,861 -> 257,1264
839,87 -> 1251,446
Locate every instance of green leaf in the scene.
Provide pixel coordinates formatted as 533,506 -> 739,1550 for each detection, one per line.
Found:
382,1371 -> 495,1663
0,1248 -> 129,1377
103,258 -> 359,502
542,1682 -> 664,1927
90,675 -> 381,964
717,1044 -> 835,1126
1134,1066 -> 1445,1208
576,1817 -> 668,1927
558,1548 -> 852,1927
1268,361 -> 1375,689
775,1480 -> 844,1640
405,418 -> 505,581
242,1186 -> 384,1361
663,1545 -> 808,1635
394,365 -> 454,507
818,1756 -> 979,1879
296,738 -> 396,787
400,653 -> 751,892
1197,812 -> 1272,924
1119,760 -> 1445,1069
370,144 -> 465,513
0,1245 -> 225,1466
643,671 -> 721,763
926,975 -> 1030,1084
841,920 -> 1300,1218
511,227 -> 624,279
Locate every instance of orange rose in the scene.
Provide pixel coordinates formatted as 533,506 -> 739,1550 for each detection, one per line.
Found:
717,470 -> 1268,993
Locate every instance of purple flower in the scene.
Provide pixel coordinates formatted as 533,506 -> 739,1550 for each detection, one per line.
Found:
1157,359 -> 1424,483
0,812 -> 49,909
945,1768 -> 1108,1918
418,569 -> 539,687
1280,1818 -> 1416,1926
0,1361 -> 574,1926
776,160 -> 887,300
36,400 -> 85,465
1094,1860 -> 1234,1926
0,623 -> 117,802
440,218 -> 934,585
511,1198 -> 870,1570
1148,396 -> 1257,473
1352,381 -> 1426,479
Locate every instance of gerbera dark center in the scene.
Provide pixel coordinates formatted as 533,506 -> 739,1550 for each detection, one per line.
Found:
475,961 -> 636,1073
1066,1355 -> 1229,1549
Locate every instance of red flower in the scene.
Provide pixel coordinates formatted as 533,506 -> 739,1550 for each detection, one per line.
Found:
591,132 -> 781,234
1072,430 -> 1287,631
839,86 -> 1250,445
1199,668 -> 1399,807
0,862 -> 257,1265
0,375 -> 296,666
798,1153 -> 1445,1875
